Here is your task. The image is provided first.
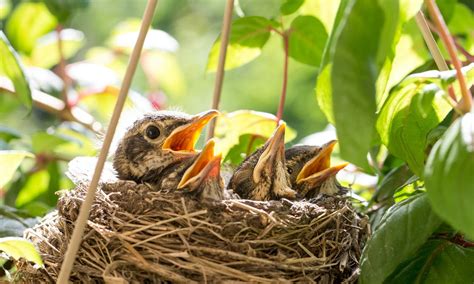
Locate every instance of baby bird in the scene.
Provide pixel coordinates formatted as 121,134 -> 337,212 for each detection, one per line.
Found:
285,140 -> 348,198
177,139 -> 225,201
228,123 -> 296,201
113,110 -> 219,189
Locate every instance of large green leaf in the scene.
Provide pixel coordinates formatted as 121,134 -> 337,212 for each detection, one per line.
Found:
5,2 -> 57,55
214,110 -> 296,158
288,15 -> 328,67
376,65 -> 474,176
316,0 -> 422,169
386,240 -> 474,283
360,193 -> 442,284
330,0 -> 384,169
373,164 -> 414,203
0,0 -> 10,20
0,237 -> 43,266
30,28 -> 85,69
376,83 -> 451,176
224,133 -> 266,165
425,113 -> 474,239
0,32 -> 32,110
0,150 -> 33,188
207,16 -> 276,72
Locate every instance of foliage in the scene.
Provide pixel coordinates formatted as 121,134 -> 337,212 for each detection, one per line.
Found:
0,0 -> 474,282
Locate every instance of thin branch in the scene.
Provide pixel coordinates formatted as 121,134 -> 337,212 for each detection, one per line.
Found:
425,0 -> 473,113
276,32 -> 289,123
56,25 -> 70,109
206,0 -> 234,141
57,0 -> 159,282
415,11 -> 457,102
0,83 -> 101,133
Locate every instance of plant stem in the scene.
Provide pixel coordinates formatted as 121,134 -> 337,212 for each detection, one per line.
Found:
206,0 -> 234,141
276,33 -> 289,124
56,25 -> 70,109
57,0 -> 158,282
415,11 -> 457,102
425,0 -> 472,113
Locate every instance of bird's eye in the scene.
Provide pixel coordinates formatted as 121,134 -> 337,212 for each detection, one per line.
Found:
288,168 -> 293,174
145,125 -> 160,139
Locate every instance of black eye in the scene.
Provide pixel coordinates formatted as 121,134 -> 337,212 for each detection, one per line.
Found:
288,168 -> 293,174
145,125 -> 160,139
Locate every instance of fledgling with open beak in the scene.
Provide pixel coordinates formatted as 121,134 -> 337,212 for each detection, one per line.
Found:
177,139 -> 225,201
285,140 -> 348,198
113,110 -> 219,189
228,123 -> 296,201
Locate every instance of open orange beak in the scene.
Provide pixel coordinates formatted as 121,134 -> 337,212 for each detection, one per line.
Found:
162,110 -> 219,153
296,140 -> 348,185
178,138 -> 221,189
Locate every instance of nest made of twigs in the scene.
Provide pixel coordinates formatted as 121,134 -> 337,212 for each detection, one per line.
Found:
17,180 -> 369,283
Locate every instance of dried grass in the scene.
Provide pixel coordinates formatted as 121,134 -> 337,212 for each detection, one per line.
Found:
17,180 -> 369,283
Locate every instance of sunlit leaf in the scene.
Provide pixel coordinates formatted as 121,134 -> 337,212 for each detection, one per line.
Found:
0,237 -> 43,266
0,32 -> 32,111
5,2 -> 56,54
15,170 -> 49,209
386,240 -> 474,283
214,110 -> 296,158
0,150 -> 33,188
207,16 -> 276,72
448,3 -> 474,35
0,0 -> 11,20
360,193 -> 442,284
299,0 -> 341,32
108,19 -> 178,53
27,67 -> 63,96
373,164 -> 414,203
66,62 -> 119,89
43,0 -> 89,24
30,29 -> 85,69
288,15 -> 327,67
425,113 -> 474,239
280,0 -> 304,15
31,132 -> 71,154
224,134 -> 266,165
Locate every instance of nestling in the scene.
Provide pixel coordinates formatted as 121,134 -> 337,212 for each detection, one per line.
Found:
228,123 -> 296,201
285,140 -> 348,198
113,109 -> 219,189
177,138 -> 225,201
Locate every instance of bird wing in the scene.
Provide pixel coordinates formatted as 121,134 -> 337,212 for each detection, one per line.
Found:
66,156 -> 118,185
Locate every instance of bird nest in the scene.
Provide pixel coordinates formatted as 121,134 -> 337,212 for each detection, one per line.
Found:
17,180 -> 369,283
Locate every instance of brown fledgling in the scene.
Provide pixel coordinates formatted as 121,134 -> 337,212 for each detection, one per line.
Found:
113,110 -> 219,189
285,141 -> 348,198
228,123 -> 296,201
177,139 -> 226,201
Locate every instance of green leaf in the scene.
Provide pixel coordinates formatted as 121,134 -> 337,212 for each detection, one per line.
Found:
0,206 -> 39,237
0,32 -> 32,111
207,16 -> 275,72
5,2 -> 57,55
280,0 -> 304,15
43,0 -> 89,24
0,126 -> 21,143
330,0 -> 384,169
31,132 -> 71,154
224,134 -> 267,165
386,240 -> 474,283
30,28 -> 85,69
425,113 -> 474,239
0,237 -> 43,266
288,15 -> 328,67
377,82 -> 451,176
0,150 -> 33,188
0,0 -> 11,20
316,0 -> 423,169
214,110 -> 297,158
360,193 -> 442,284
373,164 -> 414,203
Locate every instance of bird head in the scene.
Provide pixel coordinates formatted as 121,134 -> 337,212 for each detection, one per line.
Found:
177,138 -> 224,201
285,140 -> 348,198
113,110 -> 219,183
229,122 -> 295,201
